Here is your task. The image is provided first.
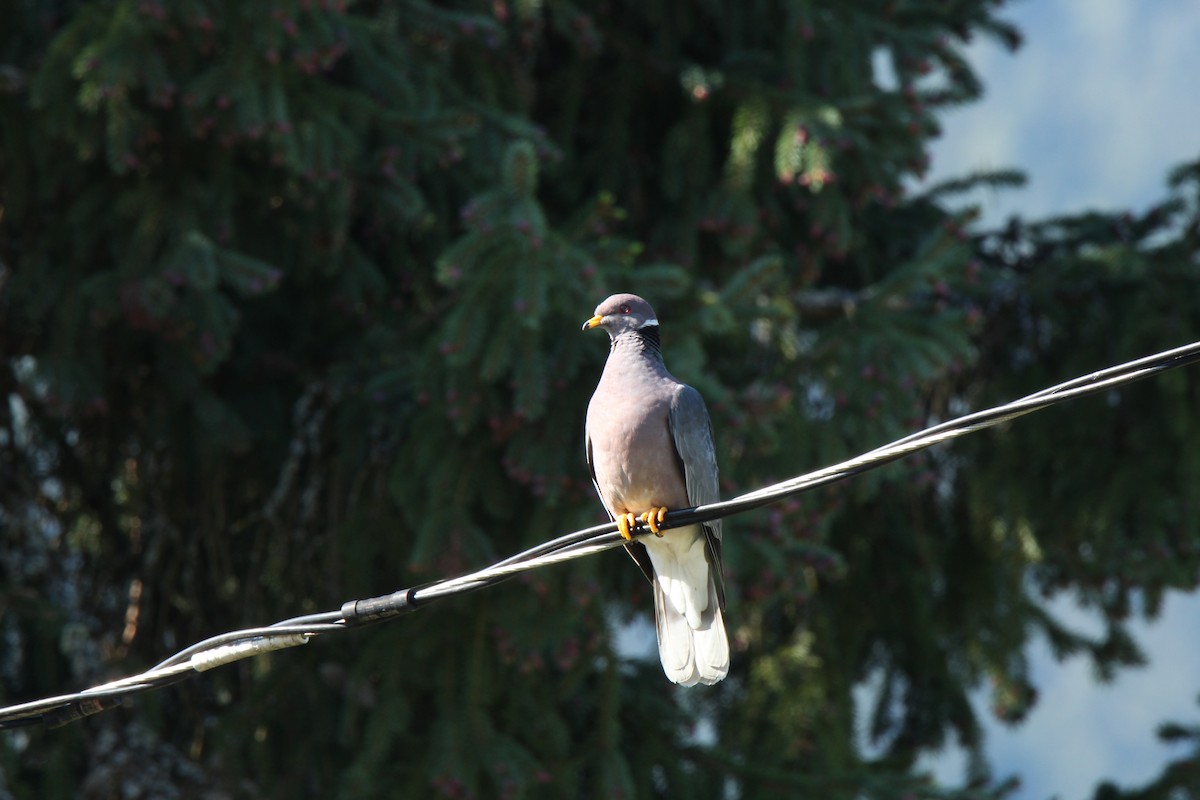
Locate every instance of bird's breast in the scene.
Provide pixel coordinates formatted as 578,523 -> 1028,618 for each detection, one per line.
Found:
587,385 -> 688,515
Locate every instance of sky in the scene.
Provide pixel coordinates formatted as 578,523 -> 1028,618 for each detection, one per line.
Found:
924,0 -> 1200,228
913,2 -> 1200,798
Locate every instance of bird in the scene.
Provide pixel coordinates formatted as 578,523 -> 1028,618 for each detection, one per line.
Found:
583,293 -> 729,686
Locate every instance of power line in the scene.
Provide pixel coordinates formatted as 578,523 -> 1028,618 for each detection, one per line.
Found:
4,339 -> 1200,730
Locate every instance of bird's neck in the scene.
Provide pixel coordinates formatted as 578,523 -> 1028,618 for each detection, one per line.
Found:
611,326 -> 662,360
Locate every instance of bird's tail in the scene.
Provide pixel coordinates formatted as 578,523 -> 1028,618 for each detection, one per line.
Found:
653,571 -> 729,686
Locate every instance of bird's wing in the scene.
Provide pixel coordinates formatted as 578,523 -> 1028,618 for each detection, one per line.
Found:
667,384 -> 725,609
587,430 -> 656,585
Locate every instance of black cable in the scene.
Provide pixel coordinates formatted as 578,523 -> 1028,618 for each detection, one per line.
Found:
3,339 -> 1199,730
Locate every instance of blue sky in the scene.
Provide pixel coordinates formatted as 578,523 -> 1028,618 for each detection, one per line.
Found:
915,2 -> 1200,798
926,0 -> 1200,226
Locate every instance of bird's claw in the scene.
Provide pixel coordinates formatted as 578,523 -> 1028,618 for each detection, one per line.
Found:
616,509 -> 667,540
640,507 -> 668,536
616,513 -> 638,541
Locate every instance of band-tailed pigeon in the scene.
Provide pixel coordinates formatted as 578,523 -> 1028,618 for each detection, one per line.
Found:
583,293 -> 729,686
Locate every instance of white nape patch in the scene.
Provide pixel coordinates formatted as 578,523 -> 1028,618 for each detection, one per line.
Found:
638,318 -> 659,329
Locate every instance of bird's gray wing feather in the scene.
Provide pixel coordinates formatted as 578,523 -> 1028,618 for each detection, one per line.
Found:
668,384 -> 725,609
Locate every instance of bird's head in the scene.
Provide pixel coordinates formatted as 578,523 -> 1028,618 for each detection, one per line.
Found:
582,293 -> 659,338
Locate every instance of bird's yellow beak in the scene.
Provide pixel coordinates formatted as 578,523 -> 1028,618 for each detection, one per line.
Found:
582,314 -> 604,331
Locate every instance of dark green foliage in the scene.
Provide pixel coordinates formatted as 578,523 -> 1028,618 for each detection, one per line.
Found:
2,1 -> 1199,798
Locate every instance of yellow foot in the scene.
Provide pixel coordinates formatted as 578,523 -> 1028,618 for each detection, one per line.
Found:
616,513 -> 638,541
639,507 -> 668,536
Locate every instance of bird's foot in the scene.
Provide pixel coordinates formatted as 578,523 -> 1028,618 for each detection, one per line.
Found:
639,507 -> 668,536
616,513 -> 638,541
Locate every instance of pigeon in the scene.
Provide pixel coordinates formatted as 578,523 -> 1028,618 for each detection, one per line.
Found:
583,293 -> 729,686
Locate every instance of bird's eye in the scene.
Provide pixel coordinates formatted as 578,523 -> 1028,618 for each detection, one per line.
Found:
620,304 -> 631,314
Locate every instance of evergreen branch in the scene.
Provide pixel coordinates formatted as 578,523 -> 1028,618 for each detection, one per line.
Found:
914,168 -> 1028,201
790,287 -> 869,322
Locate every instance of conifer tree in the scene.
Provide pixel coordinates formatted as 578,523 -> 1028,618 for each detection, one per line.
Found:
1,1 -> 1198,798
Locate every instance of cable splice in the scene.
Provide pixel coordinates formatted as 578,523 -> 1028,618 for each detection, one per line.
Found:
341,588 -> 421,625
